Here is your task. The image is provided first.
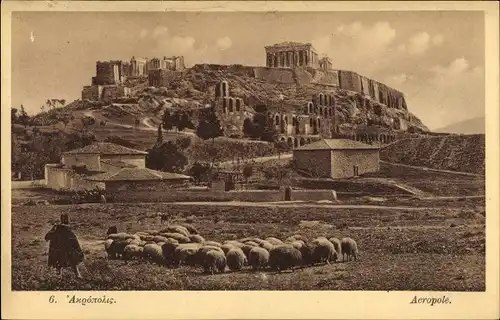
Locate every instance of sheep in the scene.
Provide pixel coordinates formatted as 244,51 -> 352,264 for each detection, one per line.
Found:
161,225 -> 190,237
137,234 -> 155,242
106,226 -> 118,235
260,241 -> 274,252
128,238 -> 142,246
189,234 -> 205,243
340,237 -> 358,262
161,242 -> 179,266
196,245 -> 224,265
160,232 -> 190,244
240,237 -> 265,245
299,243 -> 314,267
203,241 -> 222,248
311,238 -> 337,264
106,239 -> 130,259
159,213 -> 170,224
174,243 -> 203,267
265,237 -> 284,246
285,235 -> 307,243
123,244 -> 144,262
179,223 -> 199,235
240,244 -> 255,259
153,235 -> 169,243
226,248 -> 247,271
203,250 -> 227,274
107,233 -> 138,241
243,241 -> 259,247
290,240 -> 305,250
221,243 -> 237,255
269,245 -> 303,272
104,239 -> 114,257
328,238 -> 342,257
224,240 -> 244,248
165,238 -> 179,245
248,247 -> 270,271
142,229 -> 160,236
143,243 -> 164,264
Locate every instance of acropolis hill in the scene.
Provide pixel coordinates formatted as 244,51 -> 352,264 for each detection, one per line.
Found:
78,41 -> 429,142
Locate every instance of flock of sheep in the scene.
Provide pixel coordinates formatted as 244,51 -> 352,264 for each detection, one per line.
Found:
104,223 -> 358,274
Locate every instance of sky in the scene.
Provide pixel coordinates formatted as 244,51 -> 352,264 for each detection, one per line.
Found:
11,11 -> 484,130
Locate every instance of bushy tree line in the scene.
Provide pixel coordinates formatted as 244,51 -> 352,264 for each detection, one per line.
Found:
11,130 -> 96,180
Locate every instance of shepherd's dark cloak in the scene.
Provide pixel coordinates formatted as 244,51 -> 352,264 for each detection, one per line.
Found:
45,224 -> 84,268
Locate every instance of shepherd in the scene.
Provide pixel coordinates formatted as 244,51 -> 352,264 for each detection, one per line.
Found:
44,213 -> 84,278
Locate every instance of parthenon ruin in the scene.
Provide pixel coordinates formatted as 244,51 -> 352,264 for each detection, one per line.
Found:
265,42 -> 320,68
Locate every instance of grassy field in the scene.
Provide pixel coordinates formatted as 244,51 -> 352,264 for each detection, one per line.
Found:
11,199 -> 485,291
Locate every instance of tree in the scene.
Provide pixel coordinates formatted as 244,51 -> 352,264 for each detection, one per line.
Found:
175,136 -> 191,150
156,123 -> 163,145
243,118 -> 254,137
259,114 -> 278,142
177,112 -> 190,132
196,107 -> 223,143
11,108 -> 18,123
189,162 -> 210,185
242,164 -> 253,183
59,113 -> 74,128
19,105 -> 30,128
80,116 -> 95,132
162,109 -> 174,132
146,141 -> 188,173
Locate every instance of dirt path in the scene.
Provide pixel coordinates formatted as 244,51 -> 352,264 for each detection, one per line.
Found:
380,161 -> 484,177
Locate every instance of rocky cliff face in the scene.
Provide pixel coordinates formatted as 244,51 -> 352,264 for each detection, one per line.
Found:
145,64 -> 429,134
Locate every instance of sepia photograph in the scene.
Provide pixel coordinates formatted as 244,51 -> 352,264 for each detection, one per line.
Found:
2,1 -> 499,319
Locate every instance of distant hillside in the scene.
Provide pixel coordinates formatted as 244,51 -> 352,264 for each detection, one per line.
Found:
434,116 -> 485,134
380,134 -> 485,174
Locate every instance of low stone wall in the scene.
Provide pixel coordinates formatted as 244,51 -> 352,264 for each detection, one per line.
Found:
291,189 -> 337,201
227,190 -> 283,202
108,188 -> 337,203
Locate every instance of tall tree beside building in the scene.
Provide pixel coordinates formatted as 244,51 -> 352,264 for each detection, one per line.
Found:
18,105 -> 30,128
156,123 -> 163,145
146,141 -> 188,173
196,106 -> 223,143
177,112 -> 190,132
162,109 -> 174,132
